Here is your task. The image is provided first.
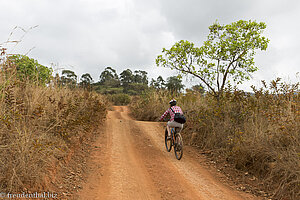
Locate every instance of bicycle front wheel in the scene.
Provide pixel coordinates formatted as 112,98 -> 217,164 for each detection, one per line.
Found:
174,133 -> 183,160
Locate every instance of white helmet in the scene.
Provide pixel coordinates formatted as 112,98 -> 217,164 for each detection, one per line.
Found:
169,99 -> 177,106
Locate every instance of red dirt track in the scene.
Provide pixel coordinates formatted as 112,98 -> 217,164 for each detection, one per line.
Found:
78,106 -> 259,200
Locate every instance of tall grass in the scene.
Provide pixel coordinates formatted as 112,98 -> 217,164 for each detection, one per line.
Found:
130,80 -> 299,199
0,57 -> 107,193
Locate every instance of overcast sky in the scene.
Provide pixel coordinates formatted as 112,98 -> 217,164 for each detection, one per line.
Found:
0,0 -> 299,91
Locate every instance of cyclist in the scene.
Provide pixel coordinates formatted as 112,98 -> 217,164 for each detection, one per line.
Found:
159,99 -> 184,138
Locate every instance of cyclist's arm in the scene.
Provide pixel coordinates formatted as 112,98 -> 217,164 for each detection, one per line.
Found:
159,109 -> 169,121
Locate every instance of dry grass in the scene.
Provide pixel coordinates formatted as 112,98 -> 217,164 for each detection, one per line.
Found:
0,58 -> 107,193
130,81 -> 299,200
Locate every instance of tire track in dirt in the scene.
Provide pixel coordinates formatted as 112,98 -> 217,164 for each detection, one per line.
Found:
78,106 -> 259,200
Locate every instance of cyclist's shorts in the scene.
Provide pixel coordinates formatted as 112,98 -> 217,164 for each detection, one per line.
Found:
168,121 -> 183,129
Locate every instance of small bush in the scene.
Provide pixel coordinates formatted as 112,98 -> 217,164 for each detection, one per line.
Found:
108,93 -> 131,105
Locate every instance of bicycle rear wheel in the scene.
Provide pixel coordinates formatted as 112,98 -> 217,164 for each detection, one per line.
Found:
174,133 -> 183,160
165,128 -> 172,152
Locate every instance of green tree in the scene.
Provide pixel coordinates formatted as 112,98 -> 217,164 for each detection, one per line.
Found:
165,76 -> 184,93
99,66 -> 120,87
156,20 -> 269,99
119,69 -> 134,93
94,67 -> 120,94
8,54 -> 52,85
156,76 -> 165,89
150,78 -> 159,88
133,70 -> 148,85
150,75 -> 165,89
127,70 -> 149,94
80,73 -> 93,89
119,69 -> 149,94
61,70 -> 77,87
120,69 -> 133,86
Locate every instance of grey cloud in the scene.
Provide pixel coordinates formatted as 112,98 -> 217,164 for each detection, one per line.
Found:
0,0 -> 299,89
158,0 -> 253,42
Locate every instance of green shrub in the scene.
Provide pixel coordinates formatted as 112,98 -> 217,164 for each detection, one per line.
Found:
109,93 -> 131,105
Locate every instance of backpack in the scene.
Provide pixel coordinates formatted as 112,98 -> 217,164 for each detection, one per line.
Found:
170,107 -> 186,124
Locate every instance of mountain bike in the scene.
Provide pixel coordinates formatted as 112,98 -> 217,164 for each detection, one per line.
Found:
165,127 -> 183,160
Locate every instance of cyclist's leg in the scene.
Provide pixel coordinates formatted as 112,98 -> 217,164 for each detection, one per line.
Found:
167,126 -> 171,137
177,124 -> 183,133
166,121 -> 171,137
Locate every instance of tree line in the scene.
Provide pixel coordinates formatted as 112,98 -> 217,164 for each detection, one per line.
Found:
7,54 -> 198,95
60,66 -> 189,95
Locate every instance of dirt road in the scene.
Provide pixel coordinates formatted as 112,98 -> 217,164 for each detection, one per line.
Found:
78,106 -> 258,200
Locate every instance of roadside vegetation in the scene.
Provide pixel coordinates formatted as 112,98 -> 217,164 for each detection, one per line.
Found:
0,50 -> 107,195
130,80 -> 299,199
131,20 -> 299,199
